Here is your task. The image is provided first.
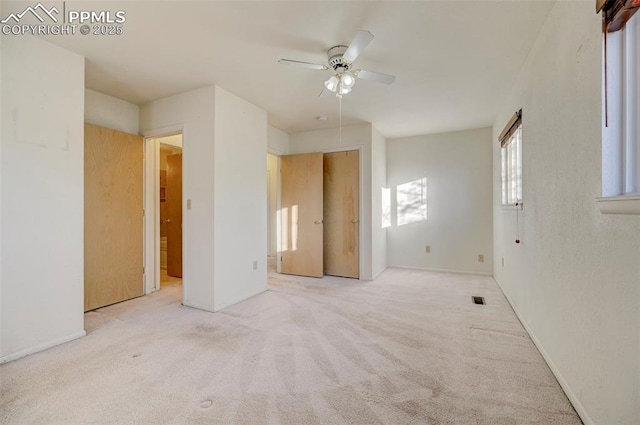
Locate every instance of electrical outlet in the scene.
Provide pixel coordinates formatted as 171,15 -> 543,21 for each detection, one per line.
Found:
425,245 -> 431,253
252,260 -> 258,270
501,257 -> 504,267
478,254 -> 484,263
187,199 -> 192,210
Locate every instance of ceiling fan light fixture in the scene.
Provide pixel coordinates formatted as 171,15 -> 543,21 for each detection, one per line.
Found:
324,75 -> 339,92
338,85 -> 352,95
340,72 -> 356,88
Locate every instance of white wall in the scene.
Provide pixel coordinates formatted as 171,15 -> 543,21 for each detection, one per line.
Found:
0,18 -> 4,348
140,86 -> 268,311
290,124 -> 375,280
387,127 -> 493,275
267,125 -> 290,155
139,87 -> 216,311
212,87 -> 268,310
493,3 -> 640,424
371,126 -> 387,278
84,89 -> 139,135
1,36 -> 85,362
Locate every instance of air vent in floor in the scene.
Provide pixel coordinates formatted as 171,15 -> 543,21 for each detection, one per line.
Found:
472,296 -> 486,305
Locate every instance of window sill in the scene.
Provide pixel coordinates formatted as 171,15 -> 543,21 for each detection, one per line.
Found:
596,195 -> 640,215
501,203 -> 523,211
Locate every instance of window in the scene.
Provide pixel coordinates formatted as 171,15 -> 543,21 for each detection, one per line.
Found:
602,8 -> 640,198
598,1 -> 640,214
500,110 -> 523,206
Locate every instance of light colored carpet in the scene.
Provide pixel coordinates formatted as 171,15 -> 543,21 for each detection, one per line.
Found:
0,267 -> 581,425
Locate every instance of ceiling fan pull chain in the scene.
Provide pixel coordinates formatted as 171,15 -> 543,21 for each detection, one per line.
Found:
338,93 -> 342,145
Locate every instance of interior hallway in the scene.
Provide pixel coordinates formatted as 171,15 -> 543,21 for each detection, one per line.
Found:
161,269 -> 182,288
0,267 -> 580,424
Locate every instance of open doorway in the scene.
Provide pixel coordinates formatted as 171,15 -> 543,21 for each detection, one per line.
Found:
143,133 -> 184,297
159,138 -> 183,288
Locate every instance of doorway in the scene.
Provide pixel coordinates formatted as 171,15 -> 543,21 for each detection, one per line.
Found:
142,132 -> 185,297
159,139 -> 183,288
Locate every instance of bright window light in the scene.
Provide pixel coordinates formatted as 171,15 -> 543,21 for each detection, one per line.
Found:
382,187 -> 391,228
397,178 -> 427,226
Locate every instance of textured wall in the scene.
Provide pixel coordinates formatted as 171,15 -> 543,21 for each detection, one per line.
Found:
492,3 -> 640,424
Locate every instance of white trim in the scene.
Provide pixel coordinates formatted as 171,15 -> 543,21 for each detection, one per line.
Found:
141,125 -> 183,139
372,266 -> 388,280
0,331 -> 86,364
213,287 -> 267,312
496,281 -> 595,425
596,195 -> 640,215
387,264 -> 493,277
267,146 -> 285,156
501,203 -> 524,211
183,300 -> 215,313
143,136 -> 160,295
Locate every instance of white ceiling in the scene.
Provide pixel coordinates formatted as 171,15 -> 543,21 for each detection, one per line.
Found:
37,0 -> 555,138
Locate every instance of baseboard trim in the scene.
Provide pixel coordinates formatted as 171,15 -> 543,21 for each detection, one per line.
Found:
387,264 -> 493,277
214,287 -> 268,312
495,280 -> 595,425
183,300 -> 215,313
372,267 -> 388,280
0,330 -> 87,365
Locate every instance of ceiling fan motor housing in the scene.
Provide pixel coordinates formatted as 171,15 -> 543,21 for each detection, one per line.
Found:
327,45 -> 350,71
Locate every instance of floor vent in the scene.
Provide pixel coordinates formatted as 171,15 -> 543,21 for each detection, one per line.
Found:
472,296 -> 486,305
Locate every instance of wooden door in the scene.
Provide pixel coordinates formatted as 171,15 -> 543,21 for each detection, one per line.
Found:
166,154 -> 183,277
84,124 -> 144,311
281,153 -> 324,277
323,150 -> 359,278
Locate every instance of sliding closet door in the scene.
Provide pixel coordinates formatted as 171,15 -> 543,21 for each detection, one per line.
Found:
84,124 -> 144,311
280,152 -> 324,277
323,150 -> 359,278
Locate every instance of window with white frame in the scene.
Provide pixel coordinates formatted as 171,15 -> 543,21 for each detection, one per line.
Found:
500,110 -> 523,206
601,2 -> 640,198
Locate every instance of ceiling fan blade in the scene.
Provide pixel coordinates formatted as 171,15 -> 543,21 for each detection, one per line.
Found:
278,59 -> 328,70
342,30 -> 374,63
319,88 -> 333,97
355,69 -> 396,85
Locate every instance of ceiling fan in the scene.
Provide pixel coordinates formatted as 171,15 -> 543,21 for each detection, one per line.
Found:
278,30 -> 396,97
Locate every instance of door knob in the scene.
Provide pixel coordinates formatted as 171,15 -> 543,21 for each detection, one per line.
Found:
351,218 -> 359,223
161,219 -> 172,224
314,219 -> 323,224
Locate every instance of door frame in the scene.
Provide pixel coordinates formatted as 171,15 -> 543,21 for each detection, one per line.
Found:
142,125 -> 186,299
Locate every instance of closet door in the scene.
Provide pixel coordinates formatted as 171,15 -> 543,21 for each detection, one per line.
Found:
280,153 -> 324,277
323,150 -> 359,278
84,124 -> 144,311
